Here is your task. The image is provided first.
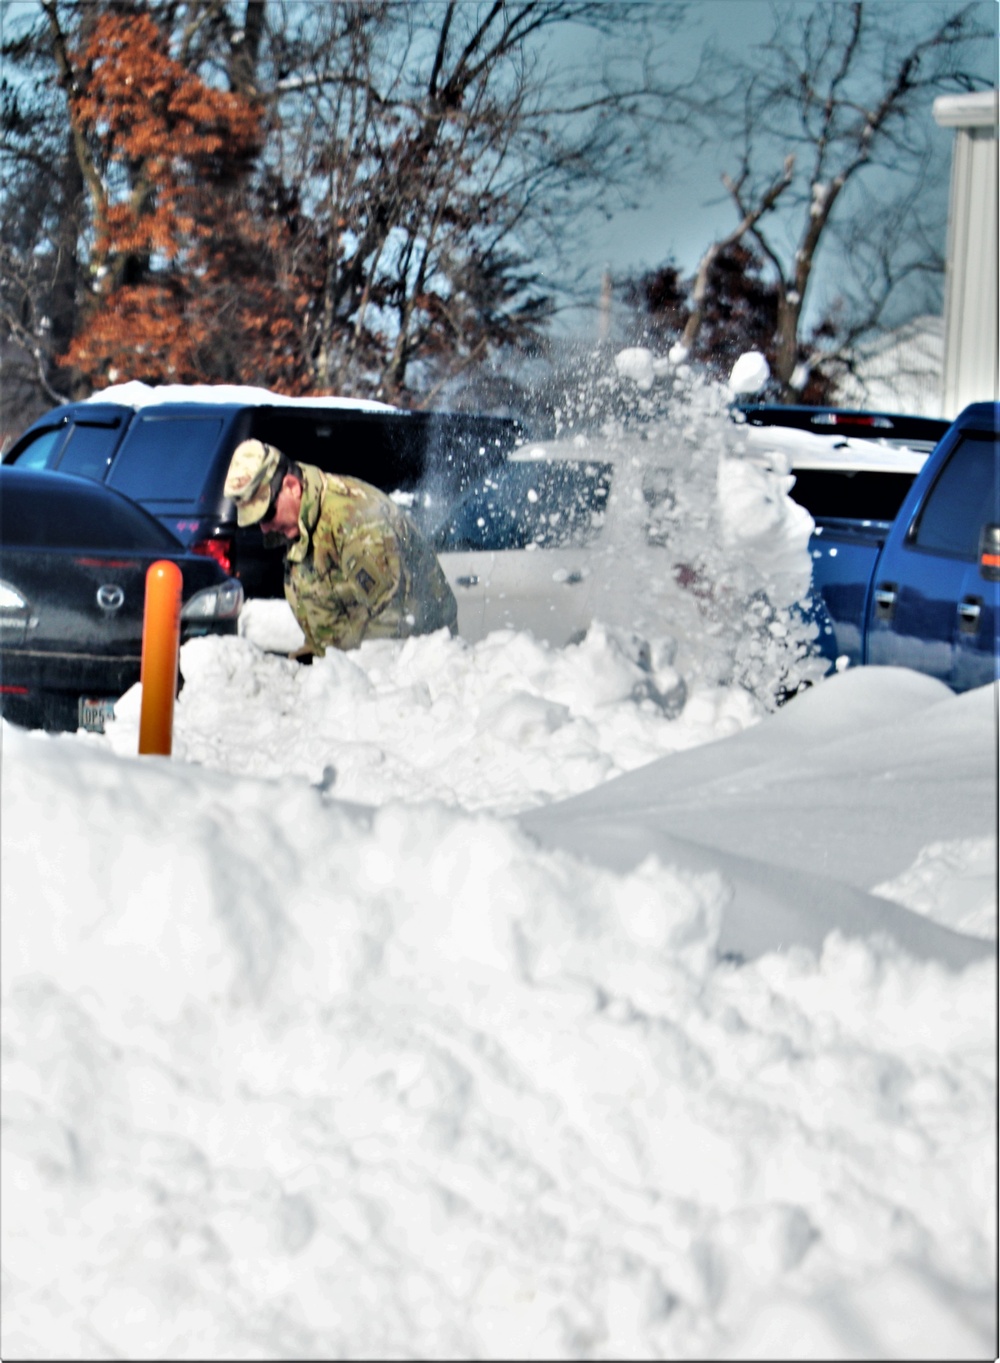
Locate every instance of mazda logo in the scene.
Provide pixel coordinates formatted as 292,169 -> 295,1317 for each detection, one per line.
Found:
96,584 -> 125,611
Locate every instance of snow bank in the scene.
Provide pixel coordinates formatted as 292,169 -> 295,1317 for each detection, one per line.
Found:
99,626 -> 760,816
2,682 -> 995,1359
524,667 -> 997,971
3,354 -> 995,1360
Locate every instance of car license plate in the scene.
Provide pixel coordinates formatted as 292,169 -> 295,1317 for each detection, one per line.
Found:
78,697 -> 116,734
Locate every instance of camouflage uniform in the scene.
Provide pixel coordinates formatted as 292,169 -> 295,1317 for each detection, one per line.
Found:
279,464 -> 456,654
223,440 -> 457,655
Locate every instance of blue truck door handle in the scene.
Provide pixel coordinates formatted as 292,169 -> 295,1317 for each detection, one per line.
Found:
456,574 -> 479,588
874,583 -> 897,621
958,596 -> 982,634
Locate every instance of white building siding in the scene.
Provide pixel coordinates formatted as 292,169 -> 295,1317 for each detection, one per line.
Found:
934,90 -> 999,416
834,315 -> 945,416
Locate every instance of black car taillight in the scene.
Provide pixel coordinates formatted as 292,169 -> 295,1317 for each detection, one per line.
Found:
191,536 -> 234,576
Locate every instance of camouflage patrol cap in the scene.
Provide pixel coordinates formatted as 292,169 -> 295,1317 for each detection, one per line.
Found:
224,440 -> 286,527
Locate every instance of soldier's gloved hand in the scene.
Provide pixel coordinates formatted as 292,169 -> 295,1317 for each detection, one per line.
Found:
288,645 -> 316,665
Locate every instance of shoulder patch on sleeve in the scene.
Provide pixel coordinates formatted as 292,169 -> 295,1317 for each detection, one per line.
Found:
355,567 -> 376,594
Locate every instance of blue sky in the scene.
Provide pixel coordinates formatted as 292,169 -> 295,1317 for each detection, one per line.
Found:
556,0 -> 999,334
2,0 -> 995,343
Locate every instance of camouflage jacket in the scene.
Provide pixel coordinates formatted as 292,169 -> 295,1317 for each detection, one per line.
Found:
281,464 -> 457,654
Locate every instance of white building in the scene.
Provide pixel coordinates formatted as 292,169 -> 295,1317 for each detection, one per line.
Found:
933,88 -> 999,416
833,314 -> 946,416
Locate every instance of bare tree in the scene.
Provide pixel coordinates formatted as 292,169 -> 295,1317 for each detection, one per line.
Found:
259,1 -> 693,401
682,1 -> 991,399
1,0 -> 692,426
1,2 -> 96,422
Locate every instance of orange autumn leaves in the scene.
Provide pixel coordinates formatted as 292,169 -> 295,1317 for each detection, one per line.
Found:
62,12 -> 311,393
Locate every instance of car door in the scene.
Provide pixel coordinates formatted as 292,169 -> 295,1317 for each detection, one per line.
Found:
865,429 -> 999,687
436,545 -> 595,646
477,544 -> 595,645
952,554 -> 999,691
437,549 -> 491,641
433,459 -> 610,646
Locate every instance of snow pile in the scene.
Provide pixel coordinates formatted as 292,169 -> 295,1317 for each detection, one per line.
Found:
716,455 -> 815,604
96,626 -> 758,815
2,665 -> 996,1360
873,838 -> 998,940
525,668 -> 996,971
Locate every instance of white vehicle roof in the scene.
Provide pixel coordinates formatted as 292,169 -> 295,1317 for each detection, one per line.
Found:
83,381 -> 400,413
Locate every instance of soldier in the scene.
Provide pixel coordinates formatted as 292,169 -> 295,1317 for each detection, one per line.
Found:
224,439 -> 457,657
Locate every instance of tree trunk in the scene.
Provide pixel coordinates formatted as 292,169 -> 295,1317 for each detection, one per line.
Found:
229,0 -> 266,94
47,131 -> 86,398
774,292 -> 802,397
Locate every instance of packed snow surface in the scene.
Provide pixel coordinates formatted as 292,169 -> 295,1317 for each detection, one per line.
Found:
2,359 -> 997,1360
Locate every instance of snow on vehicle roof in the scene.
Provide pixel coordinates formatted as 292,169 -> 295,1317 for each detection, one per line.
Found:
83,381 -> 401,413
741,423 -> 930,474
511,426 -> 932,475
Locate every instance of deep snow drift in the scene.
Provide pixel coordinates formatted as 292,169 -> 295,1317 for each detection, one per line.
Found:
2,639 -> 996,1361
2,359 -> 997,1361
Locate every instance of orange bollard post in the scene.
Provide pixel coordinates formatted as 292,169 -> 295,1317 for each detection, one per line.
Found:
138,560 -> 183,756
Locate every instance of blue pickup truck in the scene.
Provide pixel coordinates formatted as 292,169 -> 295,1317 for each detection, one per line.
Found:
745,402 -> 998,693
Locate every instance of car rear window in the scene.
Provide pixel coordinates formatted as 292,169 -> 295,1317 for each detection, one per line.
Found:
107,414 -> 225,502
0,476 -> 181,550
788,469 -> 916,524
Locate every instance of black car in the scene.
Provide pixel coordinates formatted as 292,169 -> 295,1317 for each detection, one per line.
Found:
0,467 -> 243,733
2,395 -> 520,598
